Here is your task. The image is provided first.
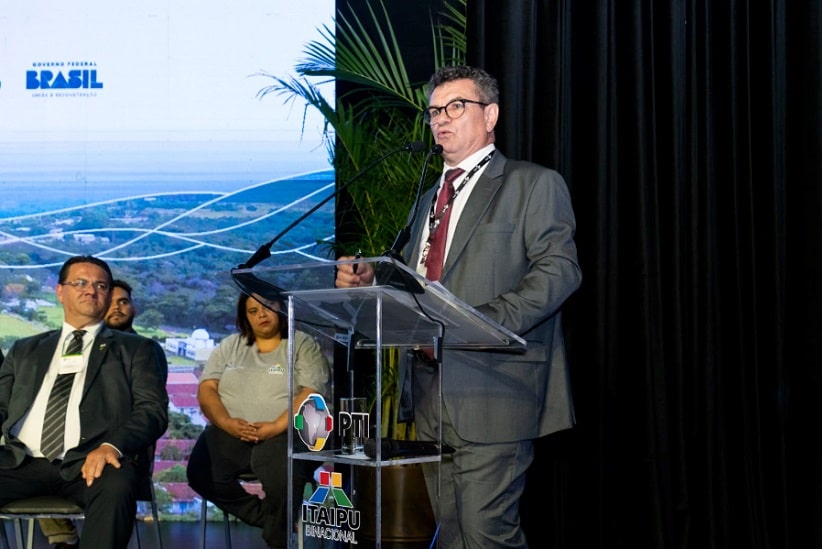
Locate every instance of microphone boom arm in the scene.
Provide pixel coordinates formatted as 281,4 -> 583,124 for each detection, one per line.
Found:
237,141 -> 426,269
384,144 -> 443,259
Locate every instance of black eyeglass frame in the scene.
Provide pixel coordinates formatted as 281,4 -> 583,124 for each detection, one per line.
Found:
422,98 -> 489,124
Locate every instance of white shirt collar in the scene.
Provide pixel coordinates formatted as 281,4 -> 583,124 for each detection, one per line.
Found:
60,321 -> 104,342
443,143 -> 496,174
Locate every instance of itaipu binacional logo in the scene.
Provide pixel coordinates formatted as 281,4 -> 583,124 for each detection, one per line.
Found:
302,469 -> 360,543
293,393 -> 333,451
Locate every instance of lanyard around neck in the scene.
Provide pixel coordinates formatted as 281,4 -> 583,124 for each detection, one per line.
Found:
427,150 -> 495,233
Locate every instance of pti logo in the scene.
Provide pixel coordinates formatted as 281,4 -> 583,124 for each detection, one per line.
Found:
302,470 -> 360,543
293,393 -> 333,451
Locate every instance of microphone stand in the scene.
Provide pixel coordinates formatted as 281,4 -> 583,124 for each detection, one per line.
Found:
376,144 -> 443,293
383,144 -> 443,261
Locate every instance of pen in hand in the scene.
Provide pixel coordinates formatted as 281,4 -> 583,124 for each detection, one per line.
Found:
353,250 -> 362,274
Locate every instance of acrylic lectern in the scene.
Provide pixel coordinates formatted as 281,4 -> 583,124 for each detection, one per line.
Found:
230,256 -> 525,548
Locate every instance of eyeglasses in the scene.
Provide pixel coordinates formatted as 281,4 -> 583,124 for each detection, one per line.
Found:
61,279 -> 110,292
422,98 -> 489,124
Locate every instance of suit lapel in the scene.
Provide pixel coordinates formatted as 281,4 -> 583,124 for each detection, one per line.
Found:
5,332 -> 60,428
407,188 -> 435,268
83,328 -> 114,398
404,151 -> 508,278
441,152 -> 507,279
30,332 -> 61,401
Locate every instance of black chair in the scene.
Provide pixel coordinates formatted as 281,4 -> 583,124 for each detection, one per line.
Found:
196,471 -> 317,548
198,472 -> 259,549
0,445 -> 163,549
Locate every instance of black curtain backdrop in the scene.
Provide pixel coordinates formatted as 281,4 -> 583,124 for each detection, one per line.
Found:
337,1 -> 821,547
466,1 -> 821,548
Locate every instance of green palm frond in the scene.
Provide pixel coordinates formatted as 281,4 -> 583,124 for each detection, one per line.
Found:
434,0 -> 468,68
256,0 -> 466,437
334,2 -> 418,107
289,9 -> 418,109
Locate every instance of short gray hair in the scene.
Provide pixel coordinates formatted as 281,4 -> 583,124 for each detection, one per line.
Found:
426,65 -> 499,104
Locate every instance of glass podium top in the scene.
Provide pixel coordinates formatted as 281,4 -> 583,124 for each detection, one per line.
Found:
231,256 -> 525,351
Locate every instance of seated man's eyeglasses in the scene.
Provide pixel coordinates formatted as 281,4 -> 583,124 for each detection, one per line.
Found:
423,98 -> 489,124
61,279 -> 110,291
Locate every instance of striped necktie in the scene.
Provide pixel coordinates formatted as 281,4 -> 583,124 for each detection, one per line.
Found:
41,329 -> 85,461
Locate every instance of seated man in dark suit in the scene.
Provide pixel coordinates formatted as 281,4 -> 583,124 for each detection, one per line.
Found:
0,256 -> 169,548
35,276 -> 168,548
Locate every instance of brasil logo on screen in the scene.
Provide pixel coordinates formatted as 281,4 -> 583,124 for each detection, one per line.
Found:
26,61 -> 103,90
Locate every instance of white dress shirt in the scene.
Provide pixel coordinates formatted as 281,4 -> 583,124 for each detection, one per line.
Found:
13,321 -> 103,459
417,143 -> 496,277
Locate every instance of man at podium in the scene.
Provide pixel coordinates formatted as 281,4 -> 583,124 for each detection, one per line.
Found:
336,65 -> 582,548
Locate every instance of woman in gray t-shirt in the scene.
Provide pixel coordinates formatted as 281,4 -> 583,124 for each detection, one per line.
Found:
187,293 -> 331,548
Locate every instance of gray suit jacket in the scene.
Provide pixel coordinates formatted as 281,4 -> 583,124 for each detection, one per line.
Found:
405,151 -> 582,443
0,327 -> 169,479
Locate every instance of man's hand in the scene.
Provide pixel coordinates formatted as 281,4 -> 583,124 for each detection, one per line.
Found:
81,444 -> 122,486
336,255 -> 375,288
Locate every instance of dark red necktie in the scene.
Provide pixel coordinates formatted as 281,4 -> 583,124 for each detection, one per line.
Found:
424,168 -> 464,281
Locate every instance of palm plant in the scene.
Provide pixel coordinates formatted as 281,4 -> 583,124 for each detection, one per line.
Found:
257,0 -> 466,441
257,0 -> 466,257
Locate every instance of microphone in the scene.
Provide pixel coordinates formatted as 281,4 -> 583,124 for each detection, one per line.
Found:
364,438 -> 455,459
235,141 -> 426,271
404,141 -> 428,153
383,144 -> 444,260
